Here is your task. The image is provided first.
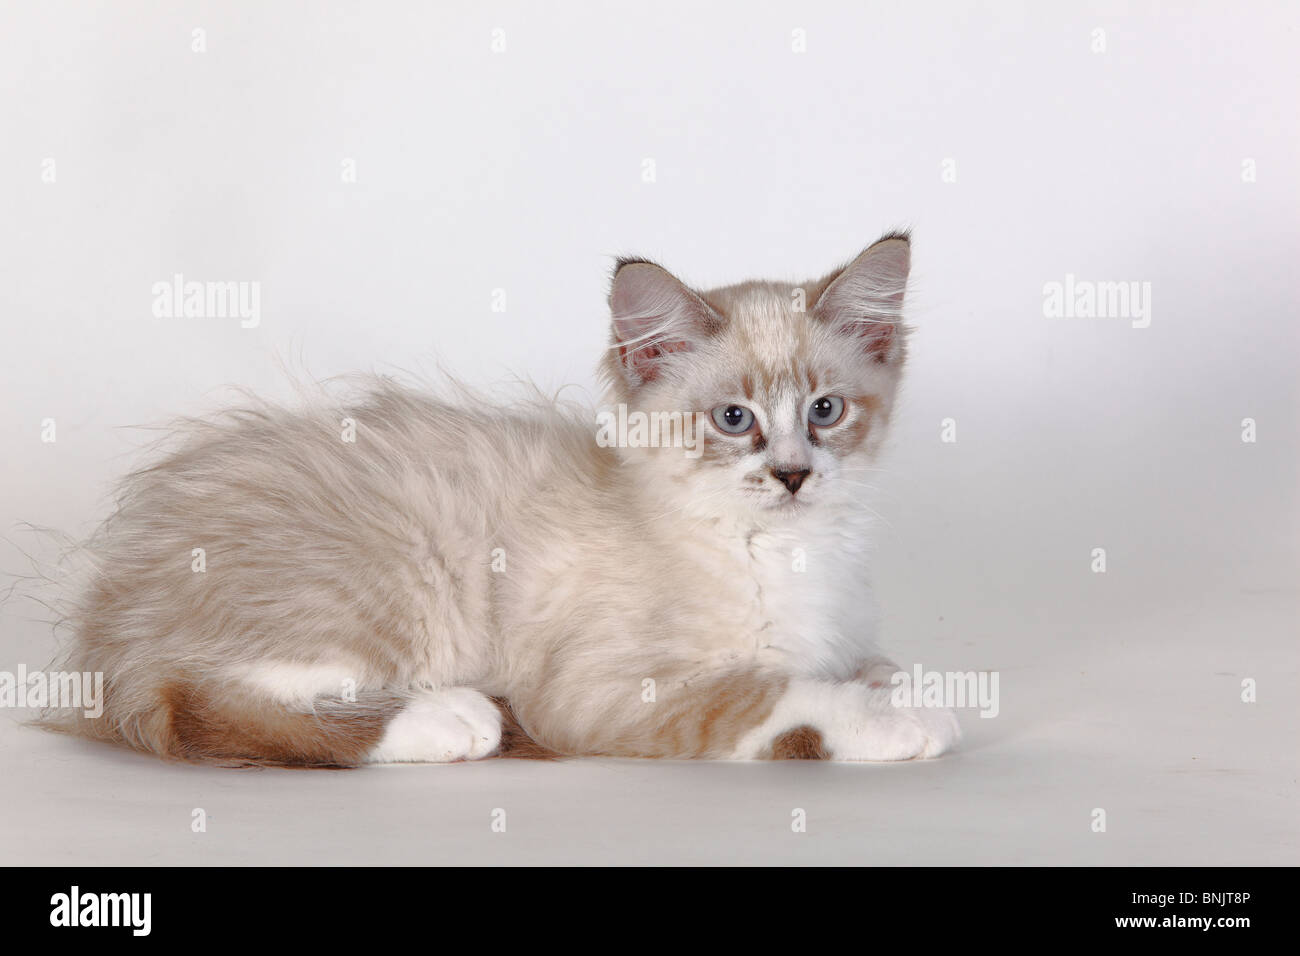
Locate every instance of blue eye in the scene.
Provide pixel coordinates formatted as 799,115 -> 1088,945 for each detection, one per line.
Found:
808,396 -> 845,427
711,404 -> 755,435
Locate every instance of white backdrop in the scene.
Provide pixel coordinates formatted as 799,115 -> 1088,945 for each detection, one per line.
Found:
1,1 -> 1296,865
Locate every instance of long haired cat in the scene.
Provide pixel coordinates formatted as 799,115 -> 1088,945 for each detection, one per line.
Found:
45,231 -> 959,766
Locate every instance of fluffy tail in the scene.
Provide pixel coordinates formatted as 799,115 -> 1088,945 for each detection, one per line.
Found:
39,681 -> 406,768
41,678 -> 557,767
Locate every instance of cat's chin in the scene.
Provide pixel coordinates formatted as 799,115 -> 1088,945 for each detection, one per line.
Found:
763,494 -> 811,515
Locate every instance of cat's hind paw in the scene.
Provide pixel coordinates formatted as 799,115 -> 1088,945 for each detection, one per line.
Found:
366,687 -> 502,764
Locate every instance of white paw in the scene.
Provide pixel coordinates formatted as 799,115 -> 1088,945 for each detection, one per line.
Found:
836,686 -> 961,761
737,679 -> 962,762
366,687 -> 502,764
442,687 -> 505,759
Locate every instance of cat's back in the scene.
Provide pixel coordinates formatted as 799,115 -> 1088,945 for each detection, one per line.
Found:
78,380 -> 607,663
57,380 -> 609,749
109,380 -> 602,536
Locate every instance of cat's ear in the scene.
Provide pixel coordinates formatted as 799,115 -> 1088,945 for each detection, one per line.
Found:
609,258 -> 722,386
813,233 -> 911,364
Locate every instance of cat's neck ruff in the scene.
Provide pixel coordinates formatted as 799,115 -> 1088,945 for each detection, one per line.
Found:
648,493 -> 881,681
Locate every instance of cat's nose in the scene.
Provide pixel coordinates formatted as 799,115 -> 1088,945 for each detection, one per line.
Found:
771,468 -> 811,495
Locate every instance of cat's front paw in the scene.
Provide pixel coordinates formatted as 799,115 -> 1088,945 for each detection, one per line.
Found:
833,686 -> 961,761
750,679 -> 961,762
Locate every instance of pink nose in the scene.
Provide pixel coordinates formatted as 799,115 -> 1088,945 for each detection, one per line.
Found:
771,468 -> 810,494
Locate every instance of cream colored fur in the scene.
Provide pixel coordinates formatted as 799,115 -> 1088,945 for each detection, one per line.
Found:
48,233 -> 959,765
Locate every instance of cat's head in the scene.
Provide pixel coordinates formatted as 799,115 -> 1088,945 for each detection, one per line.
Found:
600,232 -> 911,522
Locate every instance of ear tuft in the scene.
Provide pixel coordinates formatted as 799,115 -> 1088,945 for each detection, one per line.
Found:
609,259 -> 721,386
813,233 -> 911,363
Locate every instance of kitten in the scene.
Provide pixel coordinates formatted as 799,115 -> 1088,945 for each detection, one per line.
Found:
48,231 -> 959,766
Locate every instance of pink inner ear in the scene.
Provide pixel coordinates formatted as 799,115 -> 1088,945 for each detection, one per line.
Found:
847,319 -> 896,359
610,262 -> 715,385
814,239 -> 910,363
619,336 -> 692,382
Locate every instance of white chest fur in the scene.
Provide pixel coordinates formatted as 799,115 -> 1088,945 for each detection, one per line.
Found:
705,512 -> 881,680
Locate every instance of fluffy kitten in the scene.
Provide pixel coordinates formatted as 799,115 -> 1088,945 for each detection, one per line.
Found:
49,231 -> 959,766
